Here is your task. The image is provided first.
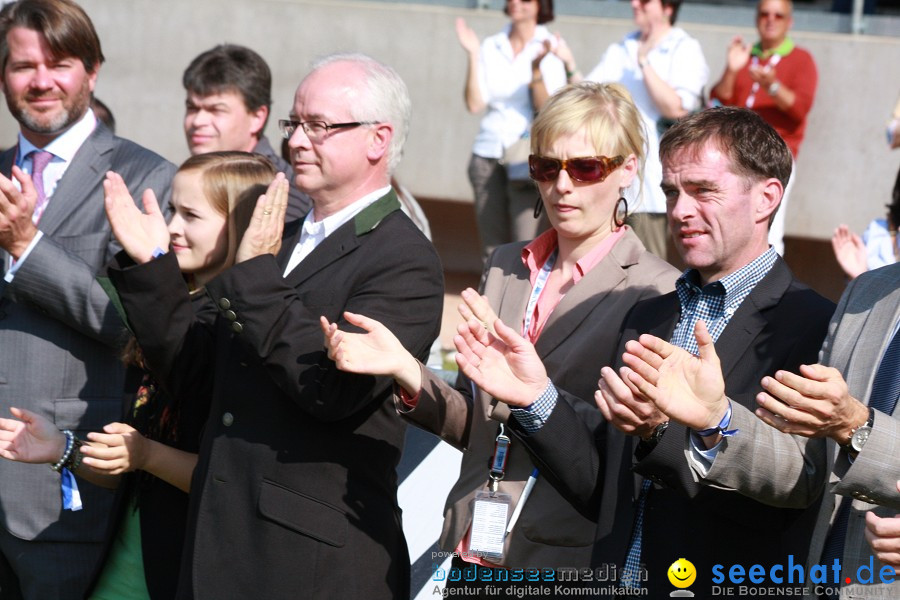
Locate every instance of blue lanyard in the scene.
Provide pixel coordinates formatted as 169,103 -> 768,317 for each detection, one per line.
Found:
522,248 -> 557,341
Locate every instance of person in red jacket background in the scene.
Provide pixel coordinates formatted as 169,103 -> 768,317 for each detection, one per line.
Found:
710,0 -> 817,256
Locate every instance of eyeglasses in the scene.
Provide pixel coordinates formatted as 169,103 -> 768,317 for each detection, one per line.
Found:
528,155 -> 625,183
757,11 -> 787,19
278,119 -> 379,142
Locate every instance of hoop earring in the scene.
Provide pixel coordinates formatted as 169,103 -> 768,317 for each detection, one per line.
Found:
533,195 -> 543,219
614,196 -> 628,228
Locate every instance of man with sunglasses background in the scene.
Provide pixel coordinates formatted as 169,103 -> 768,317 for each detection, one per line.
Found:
710,0 -> 817,257
452,107 -> 835,597
105,53 -> 443,599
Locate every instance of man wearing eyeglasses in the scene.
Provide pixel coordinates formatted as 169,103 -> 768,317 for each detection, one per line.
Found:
105,53 -> 443,599
710,0 -> 817,256
182,44 -> 311,221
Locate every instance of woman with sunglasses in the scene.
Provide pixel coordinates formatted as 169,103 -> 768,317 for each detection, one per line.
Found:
321,82 -> 678,591
456,0 -> 568,265
537,0 -> 707,262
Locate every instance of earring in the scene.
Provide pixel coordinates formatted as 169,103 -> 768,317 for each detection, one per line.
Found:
614,197 -> 628,228
533,195 -> 543,219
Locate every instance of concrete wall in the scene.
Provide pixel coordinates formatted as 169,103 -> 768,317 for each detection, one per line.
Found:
2,0 -> 897,240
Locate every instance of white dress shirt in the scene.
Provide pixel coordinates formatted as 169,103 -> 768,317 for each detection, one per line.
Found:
5,109 -> 98,281
282,185 -> 391,277
472,25 -> 566,159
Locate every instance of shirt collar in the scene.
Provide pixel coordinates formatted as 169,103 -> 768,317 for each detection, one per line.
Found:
302,185 -> 391,239
677,246 -> 779,305
522,228 -> 558,280
522,226 -> 627,285
751,37 -> 795,59
17,108 -> 97,164
571,227 -> 626,284
495,24 -> 552,55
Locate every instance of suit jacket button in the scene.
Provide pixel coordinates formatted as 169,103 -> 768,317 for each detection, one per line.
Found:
231,322 -> 243,333
224,310 -> 237,321
218,298 -> 231,310
222,412 -> 234,427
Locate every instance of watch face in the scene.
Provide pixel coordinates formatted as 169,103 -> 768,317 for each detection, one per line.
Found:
851,426 -> 871,453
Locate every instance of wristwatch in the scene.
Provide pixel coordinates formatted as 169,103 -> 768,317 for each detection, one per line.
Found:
638,56 -> 649,70
636,421 -> 669,460
767,81 -> 781,96
849,407 -> 875,456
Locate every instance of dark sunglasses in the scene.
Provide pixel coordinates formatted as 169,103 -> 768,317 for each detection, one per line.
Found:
529,154 -> 625,183
757,11 -> 787,19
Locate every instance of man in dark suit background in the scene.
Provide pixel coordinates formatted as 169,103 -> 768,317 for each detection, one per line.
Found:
105,53 -> 444,599
453,107 -> 835,596
182,43 -> 310,221
0,0 -> 174,598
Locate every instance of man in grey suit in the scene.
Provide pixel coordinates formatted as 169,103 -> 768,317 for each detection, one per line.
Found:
747,262 -> 900,598
0,1 -> 174,598
182,43 -> 311,221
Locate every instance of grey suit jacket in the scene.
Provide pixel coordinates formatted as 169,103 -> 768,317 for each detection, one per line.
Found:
700,262 -> 900,599
0,123 -> 175,542
400,229 -> 678,569
821,263 -> 900,599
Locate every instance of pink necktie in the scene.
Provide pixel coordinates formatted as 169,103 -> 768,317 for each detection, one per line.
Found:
30,150 -> 53,224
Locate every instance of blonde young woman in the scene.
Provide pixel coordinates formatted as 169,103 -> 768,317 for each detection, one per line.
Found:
0,152 -> 286,599
322,82 -> 678,591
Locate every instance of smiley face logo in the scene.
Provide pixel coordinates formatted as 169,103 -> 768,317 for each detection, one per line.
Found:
667,558 -> 696,588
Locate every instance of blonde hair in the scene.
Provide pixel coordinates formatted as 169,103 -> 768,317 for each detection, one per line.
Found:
122,152 -> 274,368
531,82 -> 646,193
176,151 -> 276,272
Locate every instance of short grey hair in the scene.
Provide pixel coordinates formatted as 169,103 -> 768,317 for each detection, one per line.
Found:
310,53 -> 411,173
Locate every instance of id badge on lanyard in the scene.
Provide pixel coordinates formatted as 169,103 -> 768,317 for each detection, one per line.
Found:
469,247 -> 556,560
469,425 -> 512,559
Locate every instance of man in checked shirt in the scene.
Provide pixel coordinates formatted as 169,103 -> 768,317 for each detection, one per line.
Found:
453,106 -> 835,597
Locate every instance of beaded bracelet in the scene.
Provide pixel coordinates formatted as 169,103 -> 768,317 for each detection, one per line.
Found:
63,439 -> 85,472
50,430 -> 75,472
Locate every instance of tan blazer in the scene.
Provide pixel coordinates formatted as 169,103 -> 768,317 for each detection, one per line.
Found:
398,228 -> 678,569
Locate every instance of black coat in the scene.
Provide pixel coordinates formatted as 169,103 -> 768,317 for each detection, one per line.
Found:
109,191 -> 444,600
85,289 -> 216,600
